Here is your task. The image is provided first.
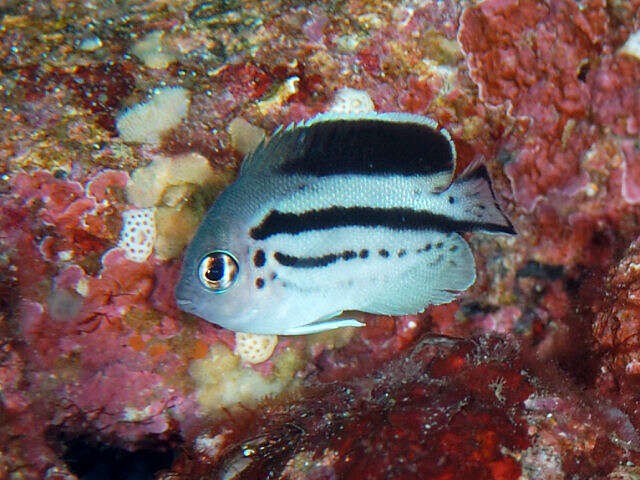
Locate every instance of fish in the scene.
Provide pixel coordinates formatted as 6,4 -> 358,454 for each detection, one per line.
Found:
175,112 -> 515,335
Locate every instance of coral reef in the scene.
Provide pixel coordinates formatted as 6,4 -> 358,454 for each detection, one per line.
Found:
174,336 -> 533,479
1,0 -> 640,478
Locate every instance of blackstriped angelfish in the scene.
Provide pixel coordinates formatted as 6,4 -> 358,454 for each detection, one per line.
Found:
175,112 -> 515,335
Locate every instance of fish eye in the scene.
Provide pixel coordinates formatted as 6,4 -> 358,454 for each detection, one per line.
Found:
198,251 -> 239,292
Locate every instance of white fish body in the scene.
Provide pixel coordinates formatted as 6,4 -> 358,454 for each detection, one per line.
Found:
175,112 -> 515,335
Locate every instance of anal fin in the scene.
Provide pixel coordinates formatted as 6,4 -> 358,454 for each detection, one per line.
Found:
282,318 -> 365,335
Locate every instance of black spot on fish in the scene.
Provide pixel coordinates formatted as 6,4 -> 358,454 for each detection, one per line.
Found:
449,196 -> 455,204
343,250 -> 357,260
450,245 -> 458,252
359,249 -> 369,259
255,278 -> 265,289
253,250 -> 266,268
379,249 -> 389,258
271,272 -> 277,280
435,242 -> 443,249
418,243 -> 432,253
397,249 -> 406,257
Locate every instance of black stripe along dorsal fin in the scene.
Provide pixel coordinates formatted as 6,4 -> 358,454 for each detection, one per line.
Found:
239,112 -> 456,184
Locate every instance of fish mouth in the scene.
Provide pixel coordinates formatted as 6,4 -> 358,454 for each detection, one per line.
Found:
175,297 -> 192,308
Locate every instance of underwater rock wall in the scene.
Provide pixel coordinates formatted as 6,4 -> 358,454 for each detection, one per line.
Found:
1,0 -> 640,478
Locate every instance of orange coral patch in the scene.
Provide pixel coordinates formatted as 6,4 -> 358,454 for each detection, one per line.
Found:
190,340 -> 210,360
148,343 -> 169,357
128,335 -> 146,352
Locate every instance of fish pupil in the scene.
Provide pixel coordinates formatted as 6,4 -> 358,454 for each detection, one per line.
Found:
205,257 -> 225,281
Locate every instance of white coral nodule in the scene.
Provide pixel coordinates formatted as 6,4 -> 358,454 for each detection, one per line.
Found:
620,30 -> 640,60
329,87 -> 375,114
234,332 -> 278,364
116,87 -> 190,144
117,208 -> 156,262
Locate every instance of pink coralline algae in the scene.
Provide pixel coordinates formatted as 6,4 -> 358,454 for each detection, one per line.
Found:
459,0 -> 638,212
0,170 -> 206,475
2,0 -> 640,478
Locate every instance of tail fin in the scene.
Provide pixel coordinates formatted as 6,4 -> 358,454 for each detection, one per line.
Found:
450,166 -> 516,234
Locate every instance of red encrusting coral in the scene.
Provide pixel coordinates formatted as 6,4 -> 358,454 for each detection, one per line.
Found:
591,55 -> 640,137
13,170 -> 125,249
14,63 -> 135,132
594,238 -> 640,400
173,336 -> 532,480
1,169 -> 203,474
459,0 -> 609,211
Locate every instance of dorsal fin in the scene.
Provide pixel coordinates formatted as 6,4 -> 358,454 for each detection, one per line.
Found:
239,112 -> 456,186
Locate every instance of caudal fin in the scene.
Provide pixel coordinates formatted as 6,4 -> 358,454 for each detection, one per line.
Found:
448,166 -> 516,234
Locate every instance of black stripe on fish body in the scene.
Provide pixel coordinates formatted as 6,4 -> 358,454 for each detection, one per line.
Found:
265,118 -> 454,177
250,206 -> 513,241
274,250 -> 359,268
274,241 -> 437,270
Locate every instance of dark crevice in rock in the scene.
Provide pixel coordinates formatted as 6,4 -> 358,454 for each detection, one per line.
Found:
47,430 -> 180,480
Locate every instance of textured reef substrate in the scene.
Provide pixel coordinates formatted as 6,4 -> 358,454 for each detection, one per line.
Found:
2,0 -> 640,478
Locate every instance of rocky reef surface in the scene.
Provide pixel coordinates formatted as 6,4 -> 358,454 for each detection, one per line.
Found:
1,0 -> 640,478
